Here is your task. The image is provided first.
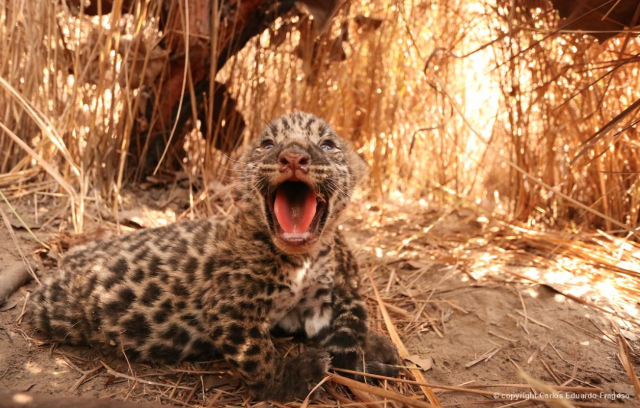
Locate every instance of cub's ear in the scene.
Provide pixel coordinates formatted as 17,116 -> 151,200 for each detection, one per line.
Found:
347,146 -> 368,184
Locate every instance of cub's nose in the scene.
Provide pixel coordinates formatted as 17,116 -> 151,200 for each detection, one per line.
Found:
279,148 -> 310,173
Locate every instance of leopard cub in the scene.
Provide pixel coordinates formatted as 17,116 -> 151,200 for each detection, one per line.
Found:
32,112 -> 400,401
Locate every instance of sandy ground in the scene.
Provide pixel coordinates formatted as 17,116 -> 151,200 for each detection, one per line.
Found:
0,188 -> 638,407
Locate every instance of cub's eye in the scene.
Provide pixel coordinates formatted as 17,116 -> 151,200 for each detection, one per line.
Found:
320,140 -> 336,151
260,139 -> 275,150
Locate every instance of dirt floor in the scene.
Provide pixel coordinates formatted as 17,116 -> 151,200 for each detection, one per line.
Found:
0,185 -> 639,407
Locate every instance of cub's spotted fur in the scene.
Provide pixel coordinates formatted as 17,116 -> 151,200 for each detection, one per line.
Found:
32,112 -> 399,401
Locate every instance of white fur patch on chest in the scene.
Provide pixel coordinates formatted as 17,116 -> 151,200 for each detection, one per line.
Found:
270,259 -> 334,331
304,307 -> 332,338
289,262 -> 311,297
268,261 -> 313,326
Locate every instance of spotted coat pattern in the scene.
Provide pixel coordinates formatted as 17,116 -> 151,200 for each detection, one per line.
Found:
31,112 -> 399,402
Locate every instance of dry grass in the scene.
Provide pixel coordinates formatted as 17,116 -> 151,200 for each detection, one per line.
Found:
1,0 -> 640,406
1,0 -> 640,233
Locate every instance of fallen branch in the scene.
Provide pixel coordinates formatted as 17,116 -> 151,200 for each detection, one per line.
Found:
0,262 -> 35,306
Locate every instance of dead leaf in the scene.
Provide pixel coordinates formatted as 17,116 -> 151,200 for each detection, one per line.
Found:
405,354 -> 433,372
0,300 -> 17,312
204,373 -> 234,391
620,328 -> 639,342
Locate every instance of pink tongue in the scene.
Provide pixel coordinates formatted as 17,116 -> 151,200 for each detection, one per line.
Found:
274,187 -> 317,234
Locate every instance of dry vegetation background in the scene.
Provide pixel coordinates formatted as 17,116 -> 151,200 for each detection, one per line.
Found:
2,1 -> 640,406
1,0 -> 638,322
1,0 -> 639,236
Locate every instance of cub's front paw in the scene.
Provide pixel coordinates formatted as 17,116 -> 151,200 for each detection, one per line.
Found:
364,331 -> 401,378
365,331 -> 400,365
262,349 -> 331,402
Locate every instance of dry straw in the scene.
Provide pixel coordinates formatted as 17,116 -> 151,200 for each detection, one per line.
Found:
1,0 -> 640,406
1,0 -> 640,233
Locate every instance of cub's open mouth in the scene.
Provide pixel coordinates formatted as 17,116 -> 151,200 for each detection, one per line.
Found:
268,181 -> 327,247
